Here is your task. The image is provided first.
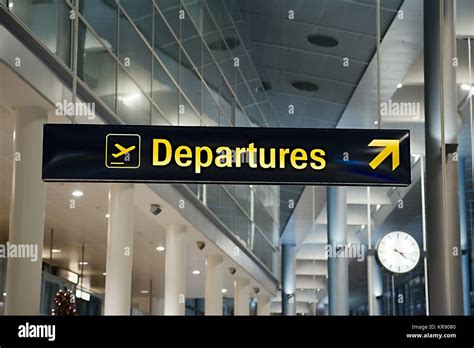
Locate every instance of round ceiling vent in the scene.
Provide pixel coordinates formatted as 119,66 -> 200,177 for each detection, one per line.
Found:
307,33 -> 339,48
209,37 -> 240,51
292,81 -> 319,92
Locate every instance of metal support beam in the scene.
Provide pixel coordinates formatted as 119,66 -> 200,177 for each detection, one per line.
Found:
423,0 -> 464,315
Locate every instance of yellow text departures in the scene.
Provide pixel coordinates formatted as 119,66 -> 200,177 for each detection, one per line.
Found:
152,139 -> 326,174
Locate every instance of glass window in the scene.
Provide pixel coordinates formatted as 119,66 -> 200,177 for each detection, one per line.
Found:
153,57 -> 179,125
77,21 -> 116,111
119,11 -> 152,97
11,0 -> 71,65
116,66 -> 151,125
120,0 -> 153,42
80,0 -> 117,54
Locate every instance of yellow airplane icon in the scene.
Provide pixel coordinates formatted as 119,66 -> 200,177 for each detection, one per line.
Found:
112,144 -> 136,158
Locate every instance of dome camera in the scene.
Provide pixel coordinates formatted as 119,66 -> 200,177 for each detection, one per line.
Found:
150,204 -> 162,216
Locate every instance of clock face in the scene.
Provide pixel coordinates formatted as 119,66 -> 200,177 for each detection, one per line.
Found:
376,231 -> 420,274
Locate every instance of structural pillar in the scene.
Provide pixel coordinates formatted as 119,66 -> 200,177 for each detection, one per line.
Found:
6,107 -> 47,315
281,243 -> 296,315
104,184 -> 135,315
257,294 -> 271,315
164,224 -> 187,315
458,158 -> 471,315
205,255 -> 223,315
424,0 -> 464,315
234,278 -> 250,315
327,186 -> 349,315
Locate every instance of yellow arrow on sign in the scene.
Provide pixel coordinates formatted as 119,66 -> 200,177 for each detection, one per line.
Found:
368,139 -> 400,170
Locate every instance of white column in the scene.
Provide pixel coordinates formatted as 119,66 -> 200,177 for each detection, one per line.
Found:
327,186 -> 349,315
164,224 -> 187,315
6,108 -> 47,315
234,278 -> 250,315
104,184 -> 135,315
257,294 -> 271,315
281,243 -> 296,315
205,255 -> 223,315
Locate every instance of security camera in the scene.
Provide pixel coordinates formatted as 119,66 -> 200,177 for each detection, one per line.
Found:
228,267 -> 236,275
253,287 -> 260,295
150,204 -> 162,216
196,241 -> 205,250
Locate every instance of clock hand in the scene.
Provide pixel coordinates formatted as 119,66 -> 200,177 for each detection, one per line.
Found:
393,248 -> 408,259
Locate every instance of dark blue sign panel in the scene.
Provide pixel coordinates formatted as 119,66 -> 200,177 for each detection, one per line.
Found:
42,124 -> 410,186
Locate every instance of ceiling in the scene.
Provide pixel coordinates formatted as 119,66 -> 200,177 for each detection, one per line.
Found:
235,0 -> 404,234
237,0 -> 403,128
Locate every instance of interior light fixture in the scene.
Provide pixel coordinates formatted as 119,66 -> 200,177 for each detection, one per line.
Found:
141,290 -> 149,294
102,272 -> 107,276
105,214 -> 110,218
79,261 -> 89,266
76,289 -> 90,302
376,204 -> 382,211
292,81 -> 319,92
72,190 -> 83,197
307,33 -> 339,48
221,288 -> 228,294
51,249 -> 62,253
8,2 -> 13,9
192,270 -> 201,275
156,245 -> 165,252
397,83 -> 403,89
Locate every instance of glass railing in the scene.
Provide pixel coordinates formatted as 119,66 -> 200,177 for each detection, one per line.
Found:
3,0 -> 279,274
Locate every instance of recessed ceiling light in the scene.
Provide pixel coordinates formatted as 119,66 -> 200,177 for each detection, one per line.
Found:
209,37 -> 240,51
51,249 -> 61,253
156,245 -> 165,252
307,33 -> 339,48
292,81 -> 319,92
72,190 -> 83,197
141,290 -> 149,294
397,83 -> 403,89
221,288 -> 228,293
79,261 -> 88,266
192,270 -> 201,275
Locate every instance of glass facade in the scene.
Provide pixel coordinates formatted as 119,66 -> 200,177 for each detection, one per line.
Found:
7,0 -> 279,273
